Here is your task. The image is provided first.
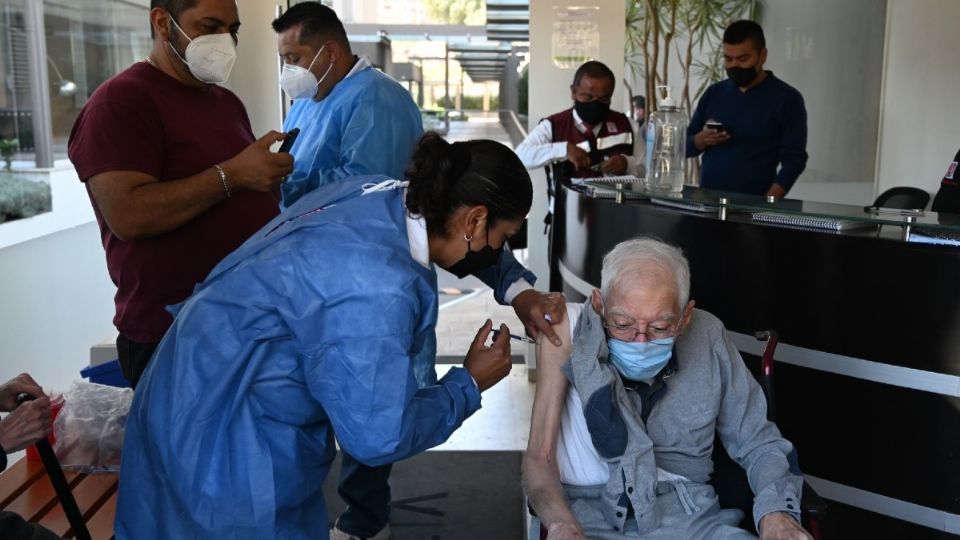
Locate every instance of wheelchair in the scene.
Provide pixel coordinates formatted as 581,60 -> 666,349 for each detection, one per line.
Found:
528,330 -> 828,539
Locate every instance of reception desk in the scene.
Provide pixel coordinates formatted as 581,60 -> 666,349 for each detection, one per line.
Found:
551,181 -> 960,538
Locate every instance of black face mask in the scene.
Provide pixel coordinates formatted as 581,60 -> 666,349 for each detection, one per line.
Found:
443,231 -> 504,279
727,65 -> 759,88
574,99 -> 610,126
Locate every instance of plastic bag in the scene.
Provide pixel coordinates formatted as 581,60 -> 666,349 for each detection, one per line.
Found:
53,380 -> 133,473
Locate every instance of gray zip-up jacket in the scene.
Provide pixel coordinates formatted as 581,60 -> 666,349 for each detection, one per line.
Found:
562,304 -> 802,534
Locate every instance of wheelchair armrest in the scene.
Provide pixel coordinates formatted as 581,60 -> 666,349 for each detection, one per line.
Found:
801,480 -> 828,518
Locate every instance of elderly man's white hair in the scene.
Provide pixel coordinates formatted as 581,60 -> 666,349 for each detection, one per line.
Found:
600,237 -> 690,309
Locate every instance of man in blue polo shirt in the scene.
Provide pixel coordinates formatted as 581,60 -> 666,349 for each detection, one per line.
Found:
687,20 -> 808,197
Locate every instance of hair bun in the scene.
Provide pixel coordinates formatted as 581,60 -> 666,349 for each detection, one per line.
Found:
405,132 -> 455,225
404,133 -> 533,238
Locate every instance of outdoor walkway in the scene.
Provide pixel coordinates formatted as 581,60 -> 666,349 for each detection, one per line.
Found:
432,112 -> 535,453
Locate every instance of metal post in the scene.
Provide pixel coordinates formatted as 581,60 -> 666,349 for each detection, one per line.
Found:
24,0 -> 53,168
416,60 -> 424,106
444,42 -> 450,133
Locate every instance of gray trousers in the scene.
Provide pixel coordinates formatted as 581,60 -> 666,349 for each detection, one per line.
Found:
559,482 -> 754,540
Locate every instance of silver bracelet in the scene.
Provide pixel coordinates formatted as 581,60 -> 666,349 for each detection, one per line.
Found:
214,164 -> 231,198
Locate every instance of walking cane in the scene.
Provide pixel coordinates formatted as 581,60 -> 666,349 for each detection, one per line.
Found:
16,393 -> 92,540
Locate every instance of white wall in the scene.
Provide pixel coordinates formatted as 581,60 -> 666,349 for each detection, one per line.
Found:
875,0 -> 960,198
761,0 -> 885,205
527,0 -> 625,290
0,163 -> 116,394
228,0 -> 285,137
0,221 -> 116,394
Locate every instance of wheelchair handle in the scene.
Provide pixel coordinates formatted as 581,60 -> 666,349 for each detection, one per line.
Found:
753,330 -> 779,376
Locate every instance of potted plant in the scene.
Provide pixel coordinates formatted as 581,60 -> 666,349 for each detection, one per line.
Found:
0,138 -> 19,171
625,0 -> 761,181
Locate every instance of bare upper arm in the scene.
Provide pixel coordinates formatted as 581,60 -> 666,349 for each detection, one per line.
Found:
526,314 -> 573,460
86,170 -> 158,239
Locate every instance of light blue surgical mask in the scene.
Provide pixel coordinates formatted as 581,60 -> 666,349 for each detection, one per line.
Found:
607,336 -> 675,381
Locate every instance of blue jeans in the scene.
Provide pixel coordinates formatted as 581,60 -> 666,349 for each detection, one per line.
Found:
336,453 -> 393,536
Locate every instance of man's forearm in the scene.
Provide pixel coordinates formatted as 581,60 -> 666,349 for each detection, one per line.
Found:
516,141 -> 567,169
91,167 -> 232,241
522,458 -> 582,531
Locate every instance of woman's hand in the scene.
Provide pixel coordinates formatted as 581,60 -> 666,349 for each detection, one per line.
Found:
464,320 -> 513,392
511,290 -> 566,346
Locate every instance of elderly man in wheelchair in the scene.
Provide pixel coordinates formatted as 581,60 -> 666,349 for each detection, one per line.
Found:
523,237 -> 811,540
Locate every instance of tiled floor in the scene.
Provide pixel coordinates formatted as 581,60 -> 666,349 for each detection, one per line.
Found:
430,114 -> 537,453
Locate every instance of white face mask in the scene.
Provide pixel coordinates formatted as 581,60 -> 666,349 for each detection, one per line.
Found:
167,15 -> 237,84
280,44 -> 335,100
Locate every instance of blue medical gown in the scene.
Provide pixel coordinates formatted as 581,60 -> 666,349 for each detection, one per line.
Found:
115,177 -> 487,539
281,66 -> 424,208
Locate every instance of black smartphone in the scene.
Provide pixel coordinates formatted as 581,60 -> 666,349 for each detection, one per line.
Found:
278,128 -> 300,153
705,121 -> 726,133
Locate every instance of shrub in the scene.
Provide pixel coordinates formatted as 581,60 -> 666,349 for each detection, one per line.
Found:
0,173 -> 52,223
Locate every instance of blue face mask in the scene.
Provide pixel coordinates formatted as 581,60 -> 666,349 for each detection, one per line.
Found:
607,337 -> 675,380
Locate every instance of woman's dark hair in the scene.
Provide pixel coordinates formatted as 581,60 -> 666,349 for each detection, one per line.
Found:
405,132 -> 533,236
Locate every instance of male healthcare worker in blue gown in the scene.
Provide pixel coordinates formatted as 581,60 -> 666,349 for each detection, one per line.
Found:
115,153 -> 551,538
271,5 -> 563,539
274,3 -> 422,210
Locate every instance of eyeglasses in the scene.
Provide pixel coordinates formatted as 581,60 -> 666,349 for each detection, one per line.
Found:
601,305 -> 684,342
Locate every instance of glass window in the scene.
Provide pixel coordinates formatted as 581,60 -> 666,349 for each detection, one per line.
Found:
0,1 -> 30,160
45,0 -> 152,159
0,0 -> 149,224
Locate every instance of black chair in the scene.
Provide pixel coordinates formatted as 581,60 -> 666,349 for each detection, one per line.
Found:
710,330 -> 827,539
868,187 -> 931,236
872,186 -> 931,210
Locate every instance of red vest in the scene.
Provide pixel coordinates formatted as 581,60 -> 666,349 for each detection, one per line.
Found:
547,108 -> 634,178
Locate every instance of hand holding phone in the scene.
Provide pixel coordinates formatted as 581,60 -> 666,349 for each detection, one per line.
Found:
278,128 -> 300,154
705,121 -> 726,133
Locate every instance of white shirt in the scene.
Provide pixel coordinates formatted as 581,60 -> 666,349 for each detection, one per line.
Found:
558,303 -> 688,486
514,109 -> 646,177
345,55 -> 373,79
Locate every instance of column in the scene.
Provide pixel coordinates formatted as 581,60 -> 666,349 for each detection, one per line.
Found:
24,0 -> 52,167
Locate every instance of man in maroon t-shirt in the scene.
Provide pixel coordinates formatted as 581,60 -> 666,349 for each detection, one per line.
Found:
67,0 -> 293,387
